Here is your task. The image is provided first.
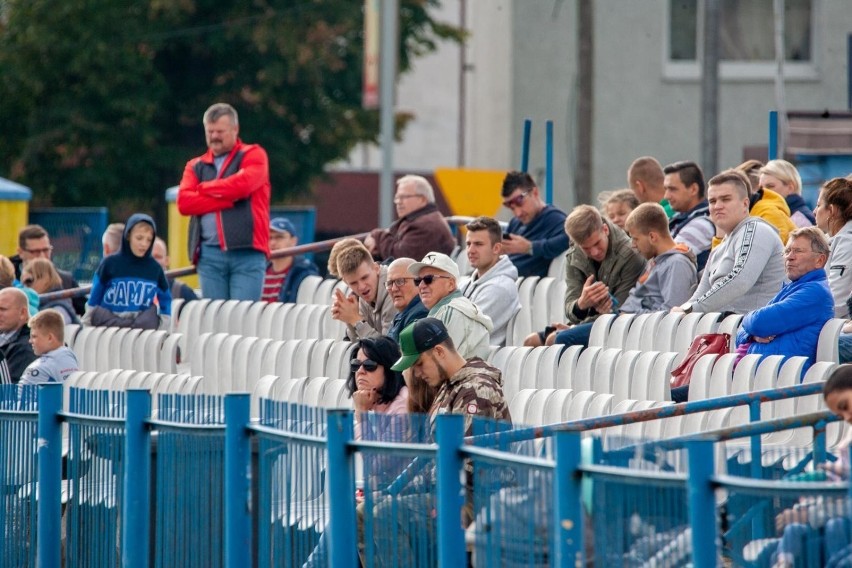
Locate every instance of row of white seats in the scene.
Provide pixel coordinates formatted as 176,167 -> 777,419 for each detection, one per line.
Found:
68,325 -> 182,374
589,312 -> 848,365
488,344 -> 678,404
181,334 -> 356,394
175,299 -> 348,364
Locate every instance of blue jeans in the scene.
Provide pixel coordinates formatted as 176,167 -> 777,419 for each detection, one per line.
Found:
554,322 -> 593,348
196,245 -> 265,301
839,333 -> 852,364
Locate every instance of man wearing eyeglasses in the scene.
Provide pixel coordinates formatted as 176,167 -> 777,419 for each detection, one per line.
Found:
11,225 -> 84,316
385,257 -> 428,343
408,252 -> 492,359
364,175 -> 455,263
500,171 -> 570,278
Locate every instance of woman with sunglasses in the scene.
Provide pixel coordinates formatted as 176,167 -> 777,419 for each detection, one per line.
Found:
348,336 -> 409,433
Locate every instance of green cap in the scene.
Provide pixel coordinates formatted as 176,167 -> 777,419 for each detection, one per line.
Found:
391,317 -> 450,372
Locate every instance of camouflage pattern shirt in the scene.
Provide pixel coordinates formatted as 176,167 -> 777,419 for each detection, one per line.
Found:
428,357 -> 512,436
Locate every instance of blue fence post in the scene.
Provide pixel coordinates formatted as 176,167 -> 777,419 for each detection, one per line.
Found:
436,414 -> 465,567
224,393 -> 252,568
327,409 -> 357,568
122,389 -> 152,568
554,430 -> 584,566
545,120 -> 554,205
36,384 -> 62,568
521,119 -> 532,172
748,400 -> 762,479
768,110 -> 778,160
813,418 -> 827,466
687,440 -> 717,568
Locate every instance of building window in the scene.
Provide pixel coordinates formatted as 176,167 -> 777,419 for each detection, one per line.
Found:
667,0 -> 816,80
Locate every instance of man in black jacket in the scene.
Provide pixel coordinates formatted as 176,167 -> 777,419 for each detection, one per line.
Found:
0,288 -> 36,383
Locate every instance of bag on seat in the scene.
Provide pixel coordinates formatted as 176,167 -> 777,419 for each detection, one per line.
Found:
670,333 -> 730,389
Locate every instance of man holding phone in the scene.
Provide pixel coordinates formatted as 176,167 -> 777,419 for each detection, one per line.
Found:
331,242 -> 396,340
524,204 -> 646,346
500,171 -> 570,278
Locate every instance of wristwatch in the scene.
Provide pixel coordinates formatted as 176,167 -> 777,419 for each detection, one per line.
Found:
680,302 -> 694,314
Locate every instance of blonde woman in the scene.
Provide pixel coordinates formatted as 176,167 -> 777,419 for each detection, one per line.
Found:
760,159 -> 814,228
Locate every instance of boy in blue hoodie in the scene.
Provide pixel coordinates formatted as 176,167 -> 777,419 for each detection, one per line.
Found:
82,214 -> 172,330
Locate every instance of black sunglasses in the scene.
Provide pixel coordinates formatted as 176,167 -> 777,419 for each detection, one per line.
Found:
22,278 -> 34,286
413,274 -> 452,287
350,358 -> 379,373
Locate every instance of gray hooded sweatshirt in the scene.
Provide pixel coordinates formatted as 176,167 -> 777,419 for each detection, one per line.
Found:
620,247 -> 698,314
19,346 -> 79,385
458,255 -> 521,346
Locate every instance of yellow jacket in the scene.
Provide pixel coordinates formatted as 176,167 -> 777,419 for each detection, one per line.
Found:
711,188 -> 796,248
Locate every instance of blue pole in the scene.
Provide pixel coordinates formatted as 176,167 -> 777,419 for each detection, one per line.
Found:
521,119 -> 532,172
687,440 -> 718,568
436,414 -> 465,567
545,120 -> 554,205
327,410 -> 357,567
122,389 -> 152,568
768,111 -> 778,160
813,419 -> 827,466
36,384 -> 62,568
224,393 -> 252,568
553,431 -> 584,566
748,400 -> 762,480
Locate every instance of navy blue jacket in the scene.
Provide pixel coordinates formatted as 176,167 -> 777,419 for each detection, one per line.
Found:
387,295 -> 429,343
506,205 -> 570,278
270,257 -> 320,304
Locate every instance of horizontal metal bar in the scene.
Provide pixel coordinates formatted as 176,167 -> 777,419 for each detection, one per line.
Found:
469,381 -> 826,446
462,444 -> 555,469
249,423 -> 326,447
353,439 -> 437,458
60,411 -> 126,426
147,419 -> 225,432
580,463 -> 688,488
713,474 -> 850,497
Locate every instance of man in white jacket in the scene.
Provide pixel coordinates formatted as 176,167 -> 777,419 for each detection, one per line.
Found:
458,217 -> 520,346
408,252 -> 493,359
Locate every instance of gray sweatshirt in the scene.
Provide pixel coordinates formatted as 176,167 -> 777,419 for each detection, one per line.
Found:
620,247 -> 697,314
458,255 -> 521,346
19,346 -> 79,385
689,217 -> 785,314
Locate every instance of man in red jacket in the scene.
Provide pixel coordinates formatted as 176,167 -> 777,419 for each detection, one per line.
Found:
177,103 -> 270,300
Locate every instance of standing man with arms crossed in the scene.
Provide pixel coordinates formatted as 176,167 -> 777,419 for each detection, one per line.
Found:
177,102 -> 270,300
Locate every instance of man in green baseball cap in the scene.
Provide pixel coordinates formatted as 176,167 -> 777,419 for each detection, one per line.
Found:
392,317 -> 511,433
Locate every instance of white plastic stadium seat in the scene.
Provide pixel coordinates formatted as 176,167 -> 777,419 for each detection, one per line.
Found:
817,318 -> 847,363
296,275 -> 324,305
588,314 -> 616,348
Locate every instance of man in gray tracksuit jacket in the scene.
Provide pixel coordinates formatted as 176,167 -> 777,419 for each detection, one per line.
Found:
678,170 -> 785,315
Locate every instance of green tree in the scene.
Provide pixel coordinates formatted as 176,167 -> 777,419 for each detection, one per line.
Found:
0,0 -> 462,213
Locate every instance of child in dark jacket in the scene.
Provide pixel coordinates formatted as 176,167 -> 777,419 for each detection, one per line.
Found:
82,214 -> 172,330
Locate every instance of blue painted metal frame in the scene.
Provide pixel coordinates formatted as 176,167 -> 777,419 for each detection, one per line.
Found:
520,118 -> 532,172
769,110 -> 778,160
37,384 -> 62,568
545,120 -> 554,205
436,414 -> 465,566
122,389 -> 152,568
326,410 -> 357,567
224,394 -> 251,568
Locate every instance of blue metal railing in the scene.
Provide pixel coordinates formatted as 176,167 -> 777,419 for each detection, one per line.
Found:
10,384 -> 852,567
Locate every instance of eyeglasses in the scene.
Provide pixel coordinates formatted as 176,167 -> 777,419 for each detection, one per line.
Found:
393,194 -> 420,204
502,190 -> 530,209
385,277 -> 415,290
784,247 -> 819,256
22,278 -> 34,286
350,358 -> 379,373
414,274 -> 453,287
24,246 -> 53,255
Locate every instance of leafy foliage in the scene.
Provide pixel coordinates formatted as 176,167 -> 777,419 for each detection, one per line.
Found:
0,0 -> 462,212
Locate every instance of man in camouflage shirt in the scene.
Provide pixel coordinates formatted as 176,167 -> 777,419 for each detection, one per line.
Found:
392,317 -> 511,435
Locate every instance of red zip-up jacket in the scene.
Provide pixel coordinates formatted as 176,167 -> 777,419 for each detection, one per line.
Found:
177,139 -> 270,263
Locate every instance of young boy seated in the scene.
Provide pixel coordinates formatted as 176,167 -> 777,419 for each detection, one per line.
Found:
19,309 -> 79,385
82,213 -> 172,330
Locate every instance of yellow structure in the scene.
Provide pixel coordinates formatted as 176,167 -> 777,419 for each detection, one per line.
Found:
433,168 -> 507,218
0,178 -> 32,257
165,186 -> 199,289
